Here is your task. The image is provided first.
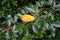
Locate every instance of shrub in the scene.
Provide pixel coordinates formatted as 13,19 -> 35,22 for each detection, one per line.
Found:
0,0 -> 60,40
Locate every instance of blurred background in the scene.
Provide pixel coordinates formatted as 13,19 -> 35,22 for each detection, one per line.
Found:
0,0 -> 60,40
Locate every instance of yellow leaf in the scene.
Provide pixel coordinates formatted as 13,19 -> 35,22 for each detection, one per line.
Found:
21,14 -> 35,22
13,25 -> 16,31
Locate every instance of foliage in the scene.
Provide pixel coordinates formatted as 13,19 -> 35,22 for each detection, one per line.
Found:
0,0 -> 60,40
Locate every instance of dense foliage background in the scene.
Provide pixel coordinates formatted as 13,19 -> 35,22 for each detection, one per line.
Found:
0,0 -> 60,40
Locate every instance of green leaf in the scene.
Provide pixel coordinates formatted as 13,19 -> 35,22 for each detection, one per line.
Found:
32,25 -> 44,38
53,22 -> 60,27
